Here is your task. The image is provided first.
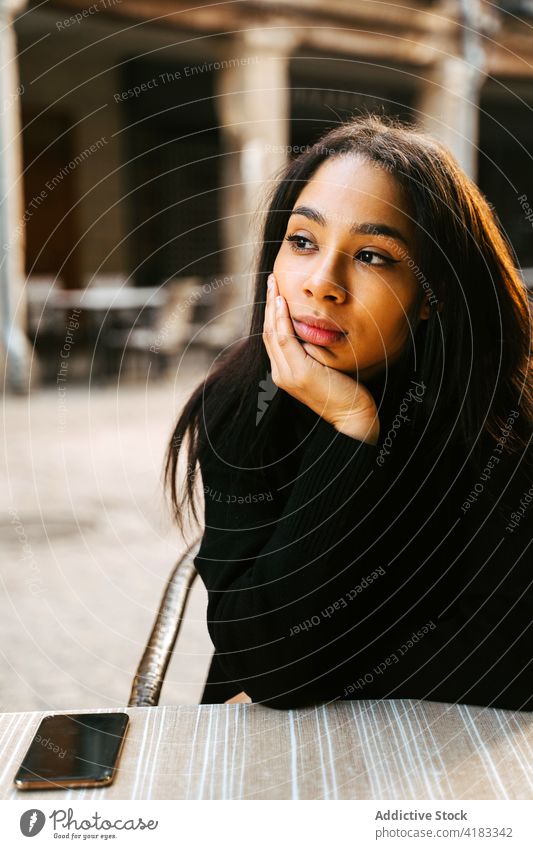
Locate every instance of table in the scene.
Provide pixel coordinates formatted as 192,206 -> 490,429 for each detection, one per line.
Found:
27,284 -> 167,313
1,700 -> 532,800
26,285 -> 168,380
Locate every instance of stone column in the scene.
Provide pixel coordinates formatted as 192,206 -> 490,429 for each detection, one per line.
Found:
417,56 -> 485,180
417,1 -> 487,181
214,29 -> 295,340
0,0 -> 31,391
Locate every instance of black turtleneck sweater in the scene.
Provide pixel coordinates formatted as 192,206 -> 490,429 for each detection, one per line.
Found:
194,371 -> 532,711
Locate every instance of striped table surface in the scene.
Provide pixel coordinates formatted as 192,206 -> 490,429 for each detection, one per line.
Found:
2,699 -> 532,800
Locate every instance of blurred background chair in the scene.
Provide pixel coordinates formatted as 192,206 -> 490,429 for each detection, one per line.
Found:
104,277 -> 203,380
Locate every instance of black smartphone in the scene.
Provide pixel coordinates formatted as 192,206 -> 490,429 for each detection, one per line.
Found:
14,712 -> 130,790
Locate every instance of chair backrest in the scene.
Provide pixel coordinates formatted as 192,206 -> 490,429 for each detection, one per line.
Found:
154,277 -> 204,354
26,276 -> 64,335
128,533 -> 202,707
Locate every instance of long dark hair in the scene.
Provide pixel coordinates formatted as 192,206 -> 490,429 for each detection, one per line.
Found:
165,112 -> 533,537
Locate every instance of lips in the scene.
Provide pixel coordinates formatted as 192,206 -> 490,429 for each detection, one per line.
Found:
291,314 -> 346,346
292,313 -> 345,333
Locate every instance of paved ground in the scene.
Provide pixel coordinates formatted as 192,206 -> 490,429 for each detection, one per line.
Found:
1,354 -> 216,714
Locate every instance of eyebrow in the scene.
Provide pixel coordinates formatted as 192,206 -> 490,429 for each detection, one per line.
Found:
289,205 -> 409,247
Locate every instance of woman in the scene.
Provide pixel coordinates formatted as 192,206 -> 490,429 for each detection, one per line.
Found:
166,113 -> 533,710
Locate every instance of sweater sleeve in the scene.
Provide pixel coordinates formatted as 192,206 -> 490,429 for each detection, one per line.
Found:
194,411 -> 389,708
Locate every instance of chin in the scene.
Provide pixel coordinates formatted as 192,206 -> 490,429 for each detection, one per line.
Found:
302,342 -> 350,370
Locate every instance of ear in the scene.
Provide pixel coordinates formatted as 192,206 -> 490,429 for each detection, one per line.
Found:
419,295 -> 442,320
419,299 -> 430,320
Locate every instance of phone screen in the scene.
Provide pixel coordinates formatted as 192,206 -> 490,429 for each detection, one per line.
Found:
14,712 -> 130,790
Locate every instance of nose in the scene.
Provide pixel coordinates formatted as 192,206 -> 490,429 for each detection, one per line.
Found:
302,251 -> 348,303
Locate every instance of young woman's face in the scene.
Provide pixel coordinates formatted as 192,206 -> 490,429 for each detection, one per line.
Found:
272,154 -> 430,381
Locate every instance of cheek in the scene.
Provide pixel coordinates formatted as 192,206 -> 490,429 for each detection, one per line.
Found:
272,252 -> 286,291
272,250 -> 301,299
273,246 -> 295,274
356,285 -> 416,343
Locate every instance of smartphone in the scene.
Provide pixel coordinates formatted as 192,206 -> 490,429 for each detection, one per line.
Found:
14,712 -> 130,790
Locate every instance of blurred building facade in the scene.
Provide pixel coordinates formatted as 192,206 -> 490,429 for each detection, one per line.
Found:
2,0 -> 533,387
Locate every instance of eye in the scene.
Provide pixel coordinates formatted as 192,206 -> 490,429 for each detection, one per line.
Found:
356,249 -> 397,267
286,235 -> 399,266
285,234 -> 316,252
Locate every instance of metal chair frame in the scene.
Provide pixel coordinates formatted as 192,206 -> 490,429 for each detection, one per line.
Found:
128,534 -> 202,707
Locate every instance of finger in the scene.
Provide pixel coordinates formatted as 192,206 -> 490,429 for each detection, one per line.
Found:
263,273 -> 277,345
265,274 -> 310,385
262,274 -> 281,374
272,288 -> 308,372
264,273 -> 290,370
265,272 -> 276,333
